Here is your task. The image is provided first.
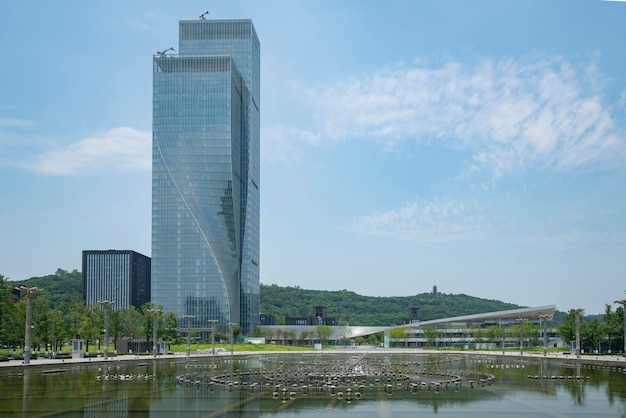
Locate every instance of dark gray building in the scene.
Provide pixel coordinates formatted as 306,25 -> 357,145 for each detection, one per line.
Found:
82,250 -> 151,310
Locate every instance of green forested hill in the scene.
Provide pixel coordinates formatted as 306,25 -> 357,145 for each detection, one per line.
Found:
8,268 -> 82,308
260,284 -> 522,326
6,269 -> 526,326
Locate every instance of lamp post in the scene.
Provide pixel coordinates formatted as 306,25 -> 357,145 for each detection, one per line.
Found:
538,314 -> 549,357
228,323 -> 236,355
183,315 -> 196,358
499,320 -> 506,356
97,300 -> 116,360
208,320 -> 218,355
572,308 -> 584,359
516,318 -> 527,355
147,308 -> 161,358
20,286 -> 41,365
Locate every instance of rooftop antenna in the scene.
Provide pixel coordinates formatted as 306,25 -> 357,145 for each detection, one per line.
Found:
157,47 -> 175,57
199,11 -> 209,20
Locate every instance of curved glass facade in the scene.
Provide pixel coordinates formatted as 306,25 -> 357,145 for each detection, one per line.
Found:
152,19 -> 260,334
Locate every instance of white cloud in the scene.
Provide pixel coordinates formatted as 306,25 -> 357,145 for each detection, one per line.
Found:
272,54 -> 625,177
0,118 -> 33,128
261,125 -> 320,163
351,197 -> 490,242
25,127 -> 151,176
521,230 -> 624,251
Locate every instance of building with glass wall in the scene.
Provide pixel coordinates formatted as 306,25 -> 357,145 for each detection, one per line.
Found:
152,19 -> 260,334
82,250 -> 151,310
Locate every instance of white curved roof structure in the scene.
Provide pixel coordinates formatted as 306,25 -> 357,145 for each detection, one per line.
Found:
261,305 -> 556,340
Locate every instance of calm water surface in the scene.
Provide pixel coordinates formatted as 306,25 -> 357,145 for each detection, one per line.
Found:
1,353 -> 626,417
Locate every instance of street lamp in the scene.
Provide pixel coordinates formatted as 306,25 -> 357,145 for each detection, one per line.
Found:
516,318 -> 527,355
147,308 -> 161,358
20,286 -> 41,365
228,323 -> 236,355
97,300 -> 116,361
183,315 -> 196,358
208,320 -> 218,355
538,314 -> 549,357
615,300 -> 626,359
499,320 -> 506,356
572,308 -> 584,359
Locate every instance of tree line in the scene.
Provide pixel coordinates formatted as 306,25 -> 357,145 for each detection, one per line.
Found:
1,273 -> 183,355
3,269 -> 625,354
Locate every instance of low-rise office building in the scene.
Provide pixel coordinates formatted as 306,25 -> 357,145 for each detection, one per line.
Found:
82,250 -> 151,310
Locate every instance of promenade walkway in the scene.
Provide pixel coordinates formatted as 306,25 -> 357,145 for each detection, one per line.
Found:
1,349 -> 625,370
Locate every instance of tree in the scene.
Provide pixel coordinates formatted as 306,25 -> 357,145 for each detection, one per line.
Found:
274,328 -> 283,344
367,332 -> 383,346
473,326 -> 488,347
604,304 -> 624,353
389,328 -> 408,347
232,324 -> 242,342
0,275 -> 19,347
315,325 -> 332,344
250,327 -> 264,338
486,326 -> 501,345
119,306 -> 143,340
337,323 -> 353,346
141,303 -> 163,348
283,329 -> 296,345
582,319 -> 605,354
79,305 -> 101,354
423,326 -> 440,348
557,310 -> 577,346
162,312 -> 180,345
32,295 -> 51,353
108,308 -> 123,346
299,330 -> 312,346
65,300 -> 87,340
49,307 -> 68,354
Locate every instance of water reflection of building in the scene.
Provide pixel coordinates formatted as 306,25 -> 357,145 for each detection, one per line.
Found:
84,397 -> 128,418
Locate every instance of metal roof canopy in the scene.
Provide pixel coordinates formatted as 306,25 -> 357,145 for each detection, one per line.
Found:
259,305 -> 556,339
403,305 -> 556,328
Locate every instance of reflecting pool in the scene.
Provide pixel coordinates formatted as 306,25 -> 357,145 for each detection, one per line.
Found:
1,353 -> 626,417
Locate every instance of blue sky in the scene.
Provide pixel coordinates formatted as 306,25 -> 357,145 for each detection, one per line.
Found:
1,1 -> 625,315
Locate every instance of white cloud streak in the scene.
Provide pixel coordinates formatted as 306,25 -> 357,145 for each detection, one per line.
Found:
261,125 -> 320,163
0,118 -> 33,128
25,127 -> 151,176
269,54 -> 625,177
351,197 -> 490,242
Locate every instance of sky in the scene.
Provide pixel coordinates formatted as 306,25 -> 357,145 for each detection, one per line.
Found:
1,1 -> 625,316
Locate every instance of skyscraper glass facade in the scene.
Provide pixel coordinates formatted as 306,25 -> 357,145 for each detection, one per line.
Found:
152,19 -> 260,334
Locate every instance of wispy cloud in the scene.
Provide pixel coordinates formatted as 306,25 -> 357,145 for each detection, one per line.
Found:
23,127 -> 151,176
0,118 -> 33,128
351,196 -> 491,242
261,125 -> 320,163
521,230 -> 624,251
269,54 -> 625,177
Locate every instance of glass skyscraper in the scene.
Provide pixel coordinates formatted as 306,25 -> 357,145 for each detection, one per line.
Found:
152,19 -> 260,334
